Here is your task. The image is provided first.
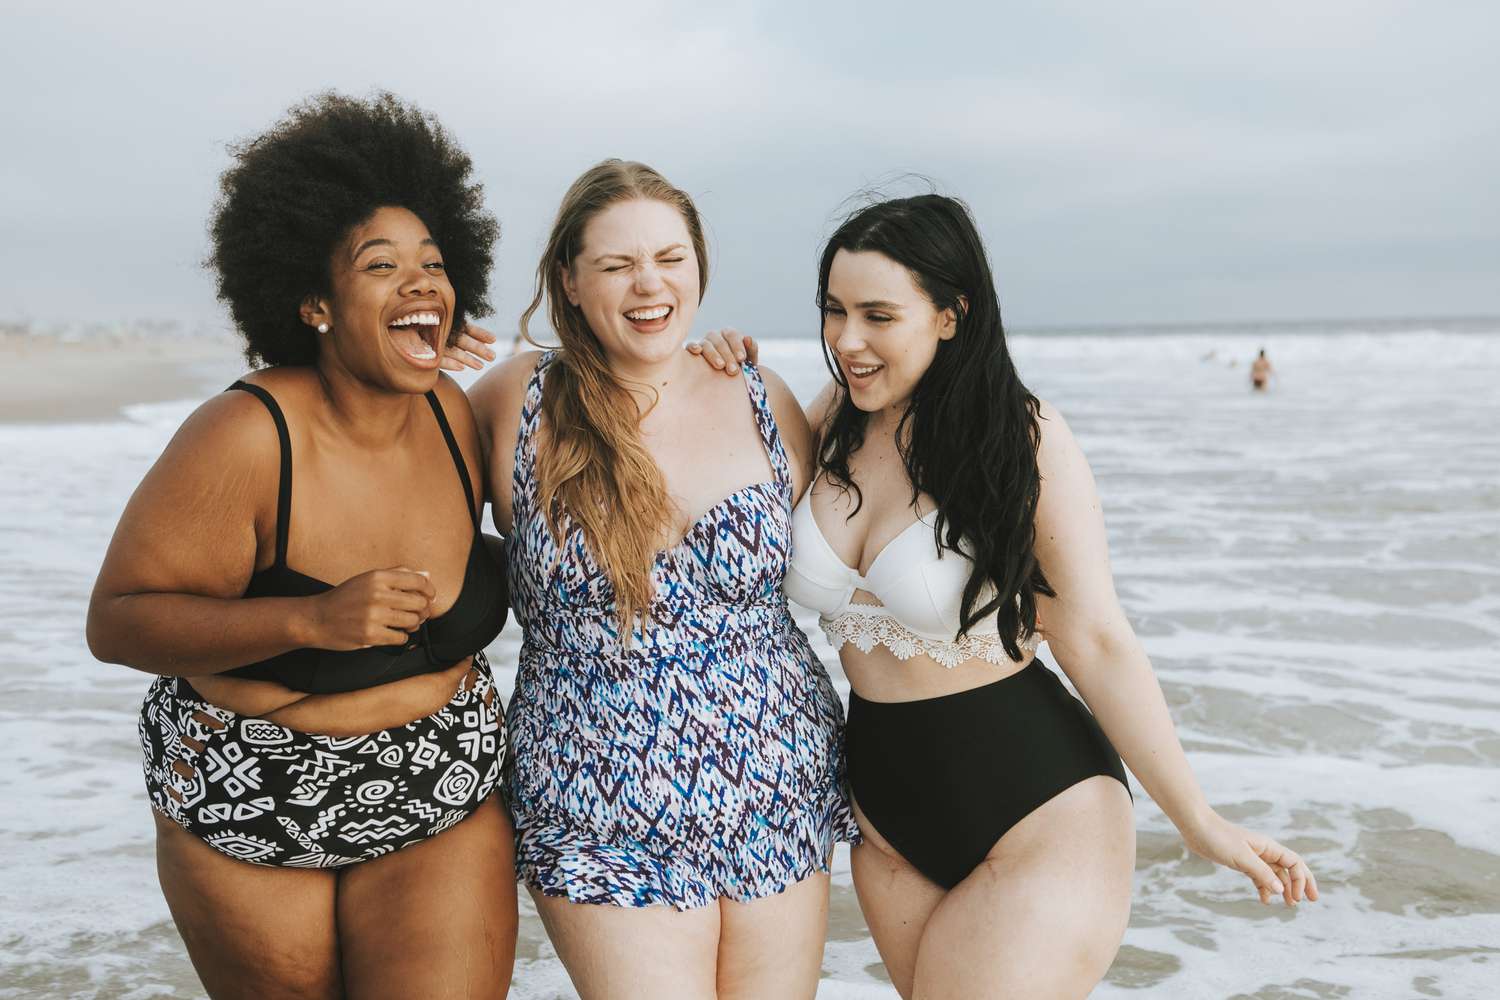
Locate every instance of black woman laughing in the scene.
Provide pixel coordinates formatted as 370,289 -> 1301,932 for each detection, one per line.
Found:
87,93 -> 515,998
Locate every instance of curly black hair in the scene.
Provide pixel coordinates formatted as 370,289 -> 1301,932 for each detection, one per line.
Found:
209,91 -> 498,367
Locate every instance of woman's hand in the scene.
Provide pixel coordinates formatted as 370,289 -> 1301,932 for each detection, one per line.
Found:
442,323 -> 500,372
1182,810 -> 1319,906
685,328 -> 759,375
303,568 -> 437,650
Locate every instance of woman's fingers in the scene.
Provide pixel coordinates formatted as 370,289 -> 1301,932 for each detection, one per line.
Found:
461,322 -> 499,347
686,338 -> 730,370
454,332 -> 497,361
439,326 -> 499,372
1234,848 -> 1284,905
1259,840 -> 1313,904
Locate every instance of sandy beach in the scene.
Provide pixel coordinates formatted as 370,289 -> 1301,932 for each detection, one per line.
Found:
2,323 -> 1498,999
0,331 -> 244,424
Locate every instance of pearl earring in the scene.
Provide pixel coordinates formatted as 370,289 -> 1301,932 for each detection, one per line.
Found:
317,323 -> 330,334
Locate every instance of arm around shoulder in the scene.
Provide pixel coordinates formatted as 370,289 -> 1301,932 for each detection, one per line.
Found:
466,349 -> 545,532
755,365 -> 815,498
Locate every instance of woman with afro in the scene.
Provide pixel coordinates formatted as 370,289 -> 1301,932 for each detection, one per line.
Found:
88,92 -> 516,997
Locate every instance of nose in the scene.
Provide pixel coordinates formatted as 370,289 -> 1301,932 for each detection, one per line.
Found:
833,320 -> 866,357
400,263 -> 438,296
633,260 -> 665,295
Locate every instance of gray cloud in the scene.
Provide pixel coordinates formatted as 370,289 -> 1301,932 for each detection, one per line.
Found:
2,0 -> 1496,334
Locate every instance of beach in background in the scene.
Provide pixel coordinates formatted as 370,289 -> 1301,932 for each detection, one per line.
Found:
1,319 -> 1497,999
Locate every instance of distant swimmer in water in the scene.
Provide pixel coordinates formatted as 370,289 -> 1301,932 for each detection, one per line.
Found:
1251,348 -> 1274,391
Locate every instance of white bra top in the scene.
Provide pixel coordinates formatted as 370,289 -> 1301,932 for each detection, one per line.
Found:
784,488 -> 1039,668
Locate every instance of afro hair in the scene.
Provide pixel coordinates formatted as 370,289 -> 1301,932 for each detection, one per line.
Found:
209,91 -> 498,367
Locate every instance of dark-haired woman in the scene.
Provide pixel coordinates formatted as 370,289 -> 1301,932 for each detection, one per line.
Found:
87,93 -> 516,997
690,194 -> 1317,998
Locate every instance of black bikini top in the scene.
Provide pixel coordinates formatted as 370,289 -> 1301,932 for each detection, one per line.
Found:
224,381 -> 508,695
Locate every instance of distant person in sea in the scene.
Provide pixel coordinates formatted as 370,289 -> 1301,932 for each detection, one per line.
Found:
1251,348 -> 1274,390
464,160 -> 857,999
86,93 -> 516,997
689,194 -> 1318,999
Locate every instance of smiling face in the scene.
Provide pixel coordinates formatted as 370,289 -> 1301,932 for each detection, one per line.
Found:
561,198 -> 701,375
822,249 -> 957,417
305,205 -> 456,391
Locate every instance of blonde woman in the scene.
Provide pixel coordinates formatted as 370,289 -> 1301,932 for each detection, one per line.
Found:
469,161 -> 856,999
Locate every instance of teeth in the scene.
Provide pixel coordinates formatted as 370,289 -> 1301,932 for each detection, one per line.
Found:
625,306 -> 671,321
407,345 -> 437,360
391,311 -> 441,327
850,364 -> 882,376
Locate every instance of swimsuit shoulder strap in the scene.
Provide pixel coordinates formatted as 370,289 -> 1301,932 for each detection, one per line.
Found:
424,390 -> 480,527
226,380 -> 292,567
739,361 -> 793,487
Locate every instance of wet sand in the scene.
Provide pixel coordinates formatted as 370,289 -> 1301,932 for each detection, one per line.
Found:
0,332 -> 243,423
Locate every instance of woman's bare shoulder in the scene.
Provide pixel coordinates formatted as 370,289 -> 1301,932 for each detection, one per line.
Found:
469,349 -> 546,417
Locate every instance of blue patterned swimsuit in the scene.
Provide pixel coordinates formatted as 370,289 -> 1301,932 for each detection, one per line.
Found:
505,353 -> 858,909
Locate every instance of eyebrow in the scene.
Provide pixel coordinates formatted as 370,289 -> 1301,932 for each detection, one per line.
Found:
589,243 -> 689,265
351,237 -> 438,259
825,294 -> 904,310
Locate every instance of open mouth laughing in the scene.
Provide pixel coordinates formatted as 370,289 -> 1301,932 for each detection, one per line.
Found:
387,308 -> 443,365
623,304 -> 673,332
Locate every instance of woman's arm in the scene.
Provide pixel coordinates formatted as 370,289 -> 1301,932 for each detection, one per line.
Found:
1031,400 -> 1317,907
86,392 -> 435,676
466,350 -> 545,534
757,366 -> 815,501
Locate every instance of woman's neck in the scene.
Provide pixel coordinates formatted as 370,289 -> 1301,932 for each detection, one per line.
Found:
606,347 -> 695,416
313,363 -> 424,447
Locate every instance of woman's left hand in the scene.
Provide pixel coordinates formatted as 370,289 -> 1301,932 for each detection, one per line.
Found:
442,323 -> 499,372
1182,811 -> 1319,906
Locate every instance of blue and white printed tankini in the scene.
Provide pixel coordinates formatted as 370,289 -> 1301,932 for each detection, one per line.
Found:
505,352 -> 858,909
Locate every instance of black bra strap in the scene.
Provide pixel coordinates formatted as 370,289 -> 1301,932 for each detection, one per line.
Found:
227,381 -> 292,566
424,391 -> 479,526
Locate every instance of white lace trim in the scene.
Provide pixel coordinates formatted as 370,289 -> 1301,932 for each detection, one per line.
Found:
819,604 -> 1040,669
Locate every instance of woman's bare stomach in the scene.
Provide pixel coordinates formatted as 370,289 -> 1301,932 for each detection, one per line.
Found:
841,644 -> 1035,704
186,657 -> 475,737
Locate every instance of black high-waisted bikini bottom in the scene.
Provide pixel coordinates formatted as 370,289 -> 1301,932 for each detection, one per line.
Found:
846,659 -> 1129,889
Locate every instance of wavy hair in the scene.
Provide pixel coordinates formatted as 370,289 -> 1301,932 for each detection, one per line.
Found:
520,160 -> 710,631
817,194 -> 1052,659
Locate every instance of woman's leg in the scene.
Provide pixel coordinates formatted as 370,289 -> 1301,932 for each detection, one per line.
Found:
910,775 -> 1135,1000
716,870 -> 831,1000
336,795 -> 518,999
848,803 -> 947,999
153,811 -> 341,999
531,889 -> 721,1000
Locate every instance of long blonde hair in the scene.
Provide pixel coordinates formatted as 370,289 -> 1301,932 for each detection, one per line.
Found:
520,160 -> 710,631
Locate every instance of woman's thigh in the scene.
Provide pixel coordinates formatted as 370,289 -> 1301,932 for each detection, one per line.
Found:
913,775 -> 1135,1000
153,810 -> 341,1000
848,801 -> 947,1000
337,795 -> 518,1000
717,870 -> 831,1000
531,888 -> 721,1000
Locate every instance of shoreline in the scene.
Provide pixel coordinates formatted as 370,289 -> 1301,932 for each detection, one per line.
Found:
0,335 -> 245,424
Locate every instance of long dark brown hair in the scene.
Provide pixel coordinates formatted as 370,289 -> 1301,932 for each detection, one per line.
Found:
817,194 -> 1052,658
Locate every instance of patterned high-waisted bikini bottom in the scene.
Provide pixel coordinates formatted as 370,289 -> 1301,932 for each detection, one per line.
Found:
139,653 -> 505,869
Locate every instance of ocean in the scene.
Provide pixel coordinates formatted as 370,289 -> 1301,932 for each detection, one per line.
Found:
2,320 -> 1497,998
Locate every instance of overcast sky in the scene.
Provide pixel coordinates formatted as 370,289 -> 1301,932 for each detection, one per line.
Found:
3,0 -> 1497,335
